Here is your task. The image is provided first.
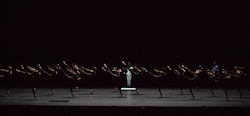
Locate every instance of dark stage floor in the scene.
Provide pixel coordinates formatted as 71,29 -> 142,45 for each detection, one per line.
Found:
1,88 -> 250,115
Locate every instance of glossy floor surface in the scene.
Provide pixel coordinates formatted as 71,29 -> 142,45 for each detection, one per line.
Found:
1,88 -> 250,107
1,88 -> 250,116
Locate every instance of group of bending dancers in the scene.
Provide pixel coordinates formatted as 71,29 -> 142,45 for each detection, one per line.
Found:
0,60 -> 246,100
102,61 -> 246,100
0,61 -> 96,99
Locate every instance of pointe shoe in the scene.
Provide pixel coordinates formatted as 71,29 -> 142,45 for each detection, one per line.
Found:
72,93 -> 75,98
90,89 -> 93,94
192,95 -> 195,99
115,87 -> 117,92
225,95 -> 228,100
136,90 -> 139,94
7,91 -> 10,95
52,90 -> 55,94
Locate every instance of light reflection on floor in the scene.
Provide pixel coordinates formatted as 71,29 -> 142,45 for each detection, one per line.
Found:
0,88 -> 249,107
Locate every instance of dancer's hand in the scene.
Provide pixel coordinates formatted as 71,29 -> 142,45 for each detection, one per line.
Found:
121,61 -> 126,65
102,67 -> 106,71
104,63 -> 107,68
38,64 -> 42,69
9,66 -> 13,69
80,66 -> 85,70
63,61 -> 67,66
142,67 -> 147,72
16,69 -> 20,72
57,64 -> 61,69
21,65 -> 24,69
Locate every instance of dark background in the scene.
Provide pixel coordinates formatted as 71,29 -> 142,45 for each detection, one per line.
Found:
1,1 -> 249,87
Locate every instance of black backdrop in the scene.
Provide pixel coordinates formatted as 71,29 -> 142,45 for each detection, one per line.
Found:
1,1 -> 249,88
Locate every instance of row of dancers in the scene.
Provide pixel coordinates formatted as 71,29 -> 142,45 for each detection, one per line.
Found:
102,61 -> 246,100
0,61 -> 97,99
0,61 -> 246,100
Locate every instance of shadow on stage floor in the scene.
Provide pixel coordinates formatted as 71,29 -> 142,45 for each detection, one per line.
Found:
0,88 -> 250,116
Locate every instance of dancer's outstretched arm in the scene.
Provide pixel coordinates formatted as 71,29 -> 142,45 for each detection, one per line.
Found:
78,66 -> 91,76
154,68 -> 164,73
0,66 -> 13,75
107,70 -> 120,77
59,67 -> 73,79
0,68 -> 9,72
103,64 -> 120,77
85,68 -> 95,73
72,63 -> 80,70
16,65 -> 33,76
38,64 -> 52,76
47,65 -> 55,72
27,65 -> 38,73
133,65 -> 142,73
143,67 -> 161,78
62,61 -> 76,75
16,69 -> 26,74
148,71 -> 162,78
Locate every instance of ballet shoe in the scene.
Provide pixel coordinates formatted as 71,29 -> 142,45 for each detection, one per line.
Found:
192,95 -> 195,99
